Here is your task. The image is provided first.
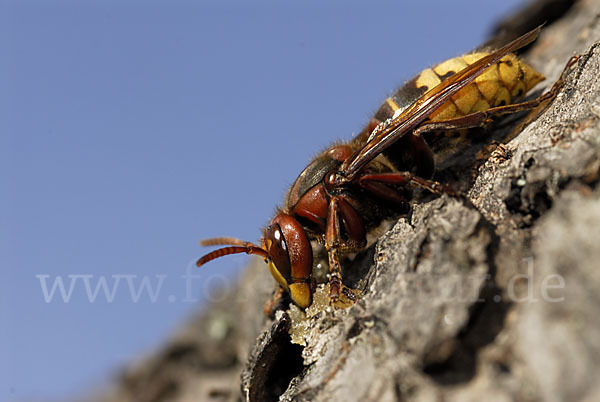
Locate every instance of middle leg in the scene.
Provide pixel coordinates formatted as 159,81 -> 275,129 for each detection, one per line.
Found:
325,195 -> 363,308
359,171 -> 461,197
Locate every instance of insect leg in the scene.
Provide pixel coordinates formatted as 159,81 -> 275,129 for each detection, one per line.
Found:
413,54 -> 579,137
359,180 -> 411,207
263,286 -> 284,317
359,172 -> 460,197
325,196 -> 362,308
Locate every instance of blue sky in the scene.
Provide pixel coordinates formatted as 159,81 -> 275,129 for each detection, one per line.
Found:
2,0 -> 525,400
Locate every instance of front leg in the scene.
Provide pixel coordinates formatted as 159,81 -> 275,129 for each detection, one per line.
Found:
263,286 -> 284,317
325,195 -> 363,308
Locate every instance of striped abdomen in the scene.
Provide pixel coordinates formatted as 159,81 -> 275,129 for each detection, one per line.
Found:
375,52 -> 545,124
364,52 -> 544,177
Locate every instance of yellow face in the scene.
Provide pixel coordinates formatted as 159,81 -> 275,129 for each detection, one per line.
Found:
266,252 -> 312,309
267,259 -> 289,291
262,215 -> 314,309
288,282 -> 311,309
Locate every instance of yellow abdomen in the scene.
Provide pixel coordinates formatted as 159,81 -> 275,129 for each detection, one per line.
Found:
417,52 -> 545,121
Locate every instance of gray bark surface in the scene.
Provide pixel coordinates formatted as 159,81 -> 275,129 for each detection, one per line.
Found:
100,1 -> 600,401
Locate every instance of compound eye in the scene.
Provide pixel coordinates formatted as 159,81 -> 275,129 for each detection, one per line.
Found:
264,224 -> 292,284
